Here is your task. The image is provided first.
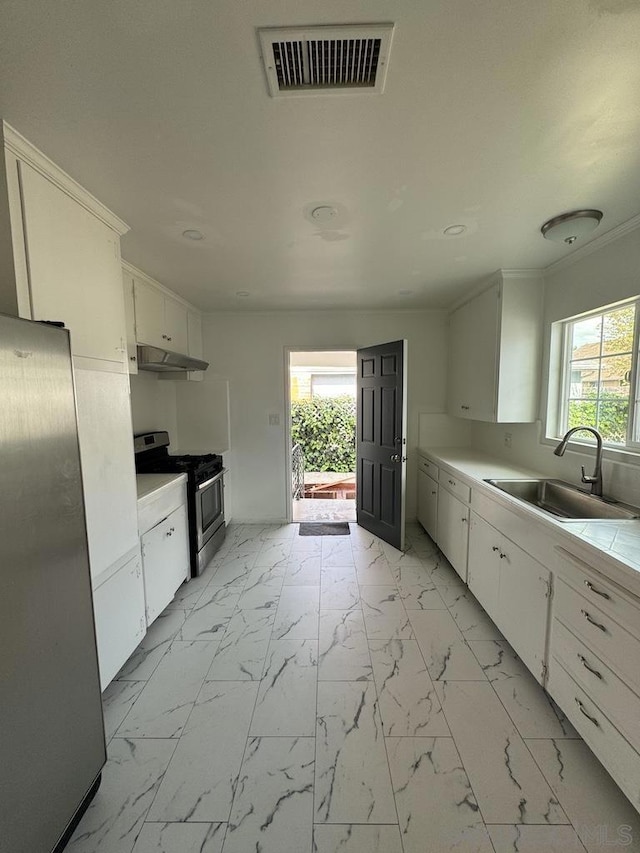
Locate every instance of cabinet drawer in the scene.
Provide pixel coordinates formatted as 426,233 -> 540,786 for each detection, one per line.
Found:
555,578 -> 640,692
552,619 -> 640,750
418,456 -> 439,482
554,545 -> 640,640
547,658 -> 640,813
440,472 -> 471,504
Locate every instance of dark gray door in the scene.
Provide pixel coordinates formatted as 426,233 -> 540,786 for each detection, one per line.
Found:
356,340 -> 406,550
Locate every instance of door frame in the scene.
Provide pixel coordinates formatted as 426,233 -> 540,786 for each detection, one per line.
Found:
283,346 -> 357,524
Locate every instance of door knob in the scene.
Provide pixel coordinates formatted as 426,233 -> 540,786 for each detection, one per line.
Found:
390,454 -> 401,462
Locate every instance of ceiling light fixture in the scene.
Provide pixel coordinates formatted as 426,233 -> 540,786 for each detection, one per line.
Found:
540,210 -> 603,245
182,229 -> 205,241
443,224 -> 467,236
310,205 -> 338,224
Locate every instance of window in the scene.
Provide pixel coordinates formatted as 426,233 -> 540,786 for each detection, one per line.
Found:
557,301 -> 638,447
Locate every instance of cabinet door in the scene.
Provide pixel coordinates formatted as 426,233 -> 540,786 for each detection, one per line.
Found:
437,487 -> 469,581
122,272 -> 138,374
467,512 -> 501,619
497,542 -> 550,682
19,162 -> 126,366
448,284 -> 499,422
142,504 -> 190,625
134,278 -> 166,347
165,297 -> 188,353
417,470 -> 438,542
93,554 -> 146,689
186,311 -> 204,382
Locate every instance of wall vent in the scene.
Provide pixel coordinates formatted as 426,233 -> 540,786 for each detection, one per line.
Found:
258,24 -> 394,97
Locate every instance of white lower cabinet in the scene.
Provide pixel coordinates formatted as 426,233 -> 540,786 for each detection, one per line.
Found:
497,537 -> 550,681
93,554 -> 146,690
467,513 -> 501,615
437,486 -> 469,581
468,511 -> 550,681
417,469 -> 438,541
141,504 -> 189,626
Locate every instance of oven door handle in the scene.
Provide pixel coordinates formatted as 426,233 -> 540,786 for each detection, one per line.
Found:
197,470 -> 225,491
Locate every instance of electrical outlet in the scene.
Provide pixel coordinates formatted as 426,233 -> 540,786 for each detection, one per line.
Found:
504,431 -> 512,448
268,413 -> 280,426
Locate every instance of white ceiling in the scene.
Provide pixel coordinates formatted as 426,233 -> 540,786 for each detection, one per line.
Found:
1,0 -> 639,311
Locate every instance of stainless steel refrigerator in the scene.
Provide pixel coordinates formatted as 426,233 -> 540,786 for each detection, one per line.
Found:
0,314 -> 106,853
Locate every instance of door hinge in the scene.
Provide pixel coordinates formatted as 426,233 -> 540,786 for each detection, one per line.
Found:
544,575 -> 554,601
139,616 -> 146,634
540,662 -> 548,683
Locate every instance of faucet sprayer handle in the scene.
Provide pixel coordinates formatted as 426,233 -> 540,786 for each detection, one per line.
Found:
581,465 -> 596,484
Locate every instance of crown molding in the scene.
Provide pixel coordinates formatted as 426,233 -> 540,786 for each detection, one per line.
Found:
121,259 -> 202,314
544,212 -> 640,275
2,120 -> 129,236
448,268 -> 543,313
501,268 -> 544,281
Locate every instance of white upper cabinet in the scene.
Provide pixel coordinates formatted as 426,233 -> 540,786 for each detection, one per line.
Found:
122,271 -> 138,374
186,310 -> 204,382
164,297 -> 188,353
18,162 -> 128,367
133,277 -> 188,353
122,262 -> 204,378
134,277 -> 165,348
447,272 -> 543,423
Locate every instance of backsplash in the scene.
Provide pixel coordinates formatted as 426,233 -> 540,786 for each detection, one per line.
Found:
471,420 -> 640,509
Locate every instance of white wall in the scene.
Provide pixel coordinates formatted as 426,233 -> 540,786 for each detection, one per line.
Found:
202,310 -> 449,523
470,228 -> 640,505
129,372 -> 179,448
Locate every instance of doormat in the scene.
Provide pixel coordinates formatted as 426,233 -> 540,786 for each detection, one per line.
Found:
298,522 -> 351,536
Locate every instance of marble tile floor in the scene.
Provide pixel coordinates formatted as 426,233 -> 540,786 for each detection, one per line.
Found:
72,521 -> 640,853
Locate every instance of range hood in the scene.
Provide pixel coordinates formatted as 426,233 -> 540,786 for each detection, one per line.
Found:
136,345 -> 209,372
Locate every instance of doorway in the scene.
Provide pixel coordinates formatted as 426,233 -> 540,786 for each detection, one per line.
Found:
287,350 -> 357,523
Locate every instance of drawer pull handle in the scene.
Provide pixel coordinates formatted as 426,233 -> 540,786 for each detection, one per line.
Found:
581,609 -> 607,632
575,697 -> 600,727
577,654 -> 603,680
461,405 -> 470,410
492,546 -> 500,552
584,580 -> 610,600
461,517 -> 468,523
499,552 -> 507,559
448,479 -> 455,485
431,491 -> 437,496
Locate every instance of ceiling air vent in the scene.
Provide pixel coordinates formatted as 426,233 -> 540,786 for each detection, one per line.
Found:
258,24 -> 394,97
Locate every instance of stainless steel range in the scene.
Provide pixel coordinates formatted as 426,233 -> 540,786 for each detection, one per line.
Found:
134,431 -> 225,576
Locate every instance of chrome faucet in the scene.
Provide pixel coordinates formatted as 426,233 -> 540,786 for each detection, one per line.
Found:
553,426 -> 604,497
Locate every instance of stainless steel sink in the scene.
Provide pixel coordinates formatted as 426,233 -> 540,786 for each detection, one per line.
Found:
484,478 -> 640,522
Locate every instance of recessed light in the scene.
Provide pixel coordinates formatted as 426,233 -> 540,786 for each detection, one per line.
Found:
182,229 -> 205,241
236,291 -> 250,298
443,224 -> 467,237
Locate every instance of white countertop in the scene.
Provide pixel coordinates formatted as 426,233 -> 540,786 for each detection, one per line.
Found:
136,473 -> 187,502
419,446 -> 640,592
